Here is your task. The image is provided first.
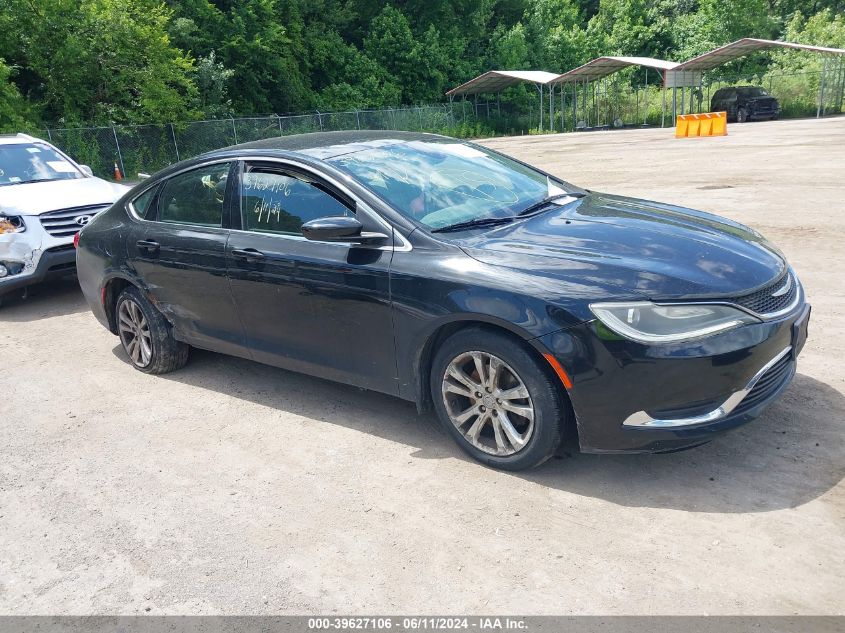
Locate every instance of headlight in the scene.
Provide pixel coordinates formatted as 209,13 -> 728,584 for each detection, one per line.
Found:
0,215 -> 25,234
589,301 -> 760,344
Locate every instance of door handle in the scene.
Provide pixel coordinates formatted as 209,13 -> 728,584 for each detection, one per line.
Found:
136,239 -> 160,253
231,248 -> 266,262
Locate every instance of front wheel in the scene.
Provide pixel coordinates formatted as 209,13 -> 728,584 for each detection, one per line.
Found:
737,108 -> 748,123
116,286 -> 189,374
431,328 -> 568,471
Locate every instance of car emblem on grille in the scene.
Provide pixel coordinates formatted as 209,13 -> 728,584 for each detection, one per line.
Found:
771,274 -> 791,297
76,215 -> 93,226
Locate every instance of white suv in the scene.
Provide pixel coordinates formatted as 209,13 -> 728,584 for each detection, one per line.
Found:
0,133 -> 129,304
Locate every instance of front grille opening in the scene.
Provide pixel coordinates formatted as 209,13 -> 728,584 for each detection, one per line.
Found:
733,352 -> 794,416
39,205 -> 109,237
730,271 -> 797,316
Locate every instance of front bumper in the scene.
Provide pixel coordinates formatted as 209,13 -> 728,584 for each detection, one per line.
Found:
537,301 -> 810,453
0,244 -> 77,296
0,217 -> 78,296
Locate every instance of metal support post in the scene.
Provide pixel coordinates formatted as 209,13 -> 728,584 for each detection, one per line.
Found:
169,123 -> 180,161
818,57 -> 829,118
112,125 -> 125,179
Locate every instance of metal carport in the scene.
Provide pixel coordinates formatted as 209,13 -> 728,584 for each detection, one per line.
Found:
665,38 -> 845,121
549,56 -> 680,129
445,70 -> 561,132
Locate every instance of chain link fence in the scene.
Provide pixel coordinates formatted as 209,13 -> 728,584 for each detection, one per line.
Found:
41,68 -> 843,181
44,105 -> 462,181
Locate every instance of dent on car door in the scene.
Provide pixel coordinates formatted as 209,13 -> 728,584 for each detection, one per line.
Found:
127,160 -> 247,355
226,161 -> 398,395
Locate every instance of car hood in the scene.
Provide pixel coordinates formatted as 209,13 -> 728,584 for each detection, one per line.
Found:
456,193 -> 786,300
0,177 -> 129,216
746,96 -> 778,105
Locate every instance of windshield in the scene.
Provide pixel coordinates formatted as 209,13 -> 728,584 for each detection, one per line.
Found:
0,143 -> 84,187
737,87 -> 768,97
328,140 -> 576,230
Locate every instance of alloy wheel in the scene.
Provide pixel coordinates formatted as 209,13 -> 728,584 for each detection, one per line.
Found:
441,351 -> 535,456
118,298 -> 153,367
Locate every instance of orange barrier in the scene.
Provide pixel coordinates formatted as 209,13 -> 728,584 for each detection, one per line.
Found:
675,112 -> 727,138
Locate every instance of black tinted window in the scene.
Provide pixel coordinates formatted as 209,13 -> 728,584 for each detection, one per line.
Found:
241,169 -> 352,235
131,186 -> 158,219
158,163 -> 231,227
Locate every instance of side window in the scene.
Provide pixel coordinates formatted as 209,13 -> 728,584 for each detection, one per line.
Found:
130,185 -> 158,219
158,162 -> 231,227
241,168 -> 353,236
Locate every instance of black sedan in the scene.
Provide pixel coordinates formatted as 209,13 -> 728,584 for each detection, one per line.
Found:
76,131 -> 809,470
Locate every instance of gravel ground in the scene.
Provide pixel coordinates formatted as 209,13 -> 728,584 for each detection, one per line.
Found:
1,117 -> 843,615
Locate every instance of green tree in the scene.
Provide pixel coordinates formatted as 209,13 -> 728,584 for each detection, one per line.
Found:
0,59 -> 34,132
1,0 -> 197,124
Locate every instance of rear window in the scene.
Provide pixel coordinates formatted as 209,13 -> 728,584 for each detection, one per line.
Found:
737,87 -> 769,97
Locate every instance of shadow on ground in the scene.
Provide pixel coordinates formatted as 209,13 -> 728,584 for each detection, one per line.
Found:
0,277 -> 88,322
112,344 -> 845,515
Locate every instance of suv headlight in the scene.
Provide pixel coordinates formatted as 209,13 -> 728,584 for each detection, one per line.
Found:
589,301 -> 760,344
0,215 -> 25,234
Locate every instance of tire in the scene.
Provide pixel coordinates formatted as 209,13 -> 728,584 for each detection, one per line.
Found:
431,327 -> 567,471
737,108 -> 748,123
115,286 -> 189,374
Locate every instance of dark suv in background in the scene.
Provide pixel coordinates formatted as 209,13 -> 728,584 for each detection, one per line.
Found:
711,86 -> 780,122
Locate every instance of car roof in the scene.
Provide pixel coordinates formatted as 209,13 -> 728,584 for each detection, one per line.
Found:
223,130 -> 452,160
717,86 -> 762,91
0,133 -> 44,146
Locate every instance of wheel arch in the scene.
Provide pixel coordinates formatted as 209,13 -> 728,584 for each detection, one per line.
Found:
101,274 -> 145,335
413,317 -> 574,427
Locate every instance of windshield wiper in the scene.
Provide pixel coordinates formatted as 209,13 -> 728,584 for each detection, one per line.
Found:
431,216 -> 518,233
431,191 -> 588,234
2,177 -> 64,187
517,191 -> 587,218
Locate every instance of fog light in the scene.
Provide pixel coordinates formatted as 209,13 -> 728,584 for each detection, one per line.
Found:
0,264 -> 8,278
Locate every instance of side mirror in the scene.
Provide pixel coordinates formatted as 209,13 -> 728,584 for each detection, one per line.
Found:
301,216 -> 389,245
79,165 -> 94,177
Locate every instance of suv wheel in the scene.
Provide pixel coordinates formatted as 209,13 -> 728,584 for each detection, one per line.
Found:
116,286 -> 189,374
431,328 -> 567,471
737,108 -> 748,123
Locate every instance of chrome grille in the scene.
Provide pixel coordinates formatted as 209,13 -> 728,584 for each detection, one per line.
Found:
731,271 -> 798,317
39,204 -> 109,237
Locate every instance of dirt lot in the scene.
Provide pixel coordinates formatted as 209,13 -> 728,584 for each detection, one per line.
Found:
1,117 -> 843,615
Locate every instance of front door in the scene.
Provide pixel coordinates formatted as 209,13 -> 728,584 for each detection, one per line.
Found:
128,160 -> 246,356
226,160 -> 398,395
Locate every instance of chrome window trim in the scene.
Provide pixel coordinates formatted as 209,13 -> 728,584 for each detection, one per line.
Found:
622,345 -> 792,428
126,155 -> 412,252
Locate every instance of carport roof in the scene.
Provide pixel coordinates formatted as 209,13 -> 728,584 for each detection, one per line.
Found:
550,57 -> 680,83
675,38 -> 845,71
445,70 -> 561,97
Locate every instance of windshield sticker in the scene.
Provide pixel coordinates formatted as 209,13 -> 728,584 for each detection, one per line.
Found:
9,176 -> 21,182
46,161 -> 78,173
26,147 -> 41,153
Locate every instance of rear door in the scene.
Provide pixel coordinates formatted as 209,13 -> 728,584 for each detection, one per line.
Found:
226,160 -> 398,394
127,160 -> 247,356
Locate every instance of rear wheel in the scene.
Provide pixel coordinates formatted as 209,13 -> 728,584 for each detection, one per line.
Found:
737,107 -> 748,123
431,328 -> 567,471
116,286 -> 189,374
